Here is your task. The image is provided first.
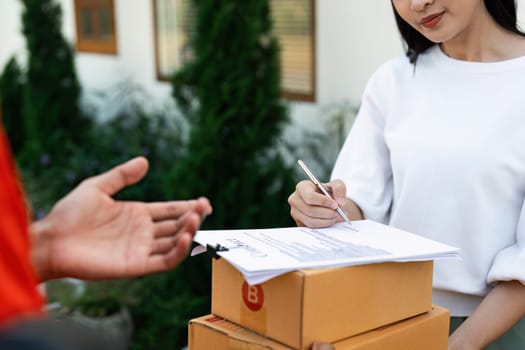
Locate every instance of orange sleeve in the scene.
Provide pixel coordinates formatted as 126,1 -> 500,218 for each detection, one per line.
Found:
0,125 -> 44,327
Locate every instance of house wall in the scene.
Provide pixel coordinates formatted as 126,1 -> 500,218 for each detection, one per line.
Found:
0,1 -> 402,123
2,1 -> 525,140
297,0 -> 402,134
0,0 -> 25,67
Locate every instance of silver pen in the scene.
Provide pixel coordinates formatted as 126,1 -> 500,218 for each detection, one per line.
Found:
297,160 -> 352,225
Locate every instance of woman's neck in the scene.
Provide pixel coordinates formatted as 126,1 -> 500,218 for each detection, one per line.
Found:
440,9 -> 525,62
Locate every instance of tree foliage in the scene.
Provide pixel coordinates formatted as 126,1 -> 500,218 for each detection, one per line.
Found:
170,0 -> 295,229
19,0 -> 90,166
0,58 -> 25,153
130,1 -> 298,348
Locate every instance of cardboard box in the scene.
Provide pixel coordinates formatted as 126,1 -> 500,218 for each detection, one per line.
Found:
212,258 -> 433,349
188,306 -> 450,350
332,306 -> 450,350
189,314 -> 291,350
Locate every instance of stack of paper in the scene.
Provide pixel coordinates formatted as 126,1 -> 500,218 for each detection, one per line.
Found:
192,220 -> 460,285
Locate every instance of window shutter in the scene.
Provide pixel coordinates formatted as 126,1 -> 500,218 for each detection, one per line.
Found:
154,0 -> 196,79
153,0 -> 315,101
271,0 -> 315,101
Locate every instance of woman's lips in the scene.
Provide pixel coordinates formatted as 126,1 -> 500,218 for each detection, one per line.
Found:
421,12 -> 444,28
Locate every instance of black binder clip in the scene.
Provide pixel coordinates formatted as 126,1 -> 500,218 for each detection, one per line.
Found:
207,244 -> 229,260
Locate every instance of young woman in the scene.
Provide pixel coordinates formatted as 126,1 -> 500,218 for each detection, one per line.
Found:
288,1 -> 525,348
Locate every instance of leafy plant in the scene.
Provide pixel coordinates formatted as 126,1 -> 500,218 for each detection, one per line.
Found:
284,99 -> 359,182
127,1 -> 299,349
0,57 -> 25,153
21,82 -> 187,218
18,0 -> 91,166
46,279 -> 135,319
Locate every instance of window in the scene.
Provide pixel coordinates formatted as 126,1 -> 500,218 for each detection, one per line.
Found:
153,0 -> 195,80
272,0 -> 315,101
74,0 -> 117,54
153,0 -> 316,102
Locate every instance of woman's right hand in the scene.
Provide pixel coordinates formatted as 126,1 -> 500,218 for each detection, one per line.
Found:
288,178 -> 355,228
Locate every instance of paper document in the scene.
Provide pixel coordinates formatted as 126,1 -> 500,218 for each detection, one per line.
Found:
192,220 -> 460,285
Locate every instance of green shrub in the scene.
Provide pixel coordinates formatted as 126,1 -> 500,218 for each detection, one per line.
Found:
128,1 -> 298,349
0,57 -> 25,153
19,0 -> 91,166
21,84 -> 188,217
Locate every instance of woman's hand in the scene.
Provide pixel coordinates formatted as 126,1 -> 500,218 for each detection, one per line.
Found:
288,179 -> 362,227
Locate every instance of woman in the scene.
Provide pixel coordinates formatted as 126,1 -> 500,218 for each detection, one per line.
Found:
288,1 -> 525,348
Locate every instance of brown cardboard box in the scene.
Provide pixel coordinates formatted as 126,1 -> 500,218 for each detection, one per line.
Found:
212,258 -> 433,349
188,306 -> 450,350
332,305 -> 450,350
189,314 -> 291,350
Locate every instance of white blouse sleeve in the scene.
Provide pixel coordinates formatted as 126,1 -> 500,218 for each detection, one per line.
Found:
330,69 -> 393,224
487,197 -> 525,285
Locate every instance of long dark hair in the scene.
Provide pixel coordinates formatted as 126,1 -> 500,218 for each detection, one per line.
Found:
392,0 -> 525,63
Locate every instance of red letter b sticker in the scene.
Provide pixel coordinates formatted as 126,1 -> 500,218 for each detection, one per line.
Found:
242,281 -> 264,311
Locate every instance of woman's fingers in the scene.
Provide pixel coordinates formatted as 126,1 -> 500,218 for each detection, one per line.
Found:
289,180 -> 340,227
290,206 -> 338,228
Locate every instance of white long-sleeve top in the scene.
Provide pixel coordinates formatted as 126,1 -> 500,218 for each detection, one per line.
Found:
331,45 -> 525,316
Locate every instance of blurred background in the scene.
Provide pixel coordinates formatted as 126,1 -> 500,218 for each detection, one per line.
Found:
2,1 -> 522,349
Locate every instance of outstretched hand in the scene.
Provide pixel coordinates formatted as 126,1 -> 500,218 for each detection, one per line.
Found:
30,157 -> 212,281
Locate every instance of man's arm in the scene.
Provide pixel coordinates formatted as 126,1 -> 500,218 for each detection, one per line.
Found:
30,157 -> 212,281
